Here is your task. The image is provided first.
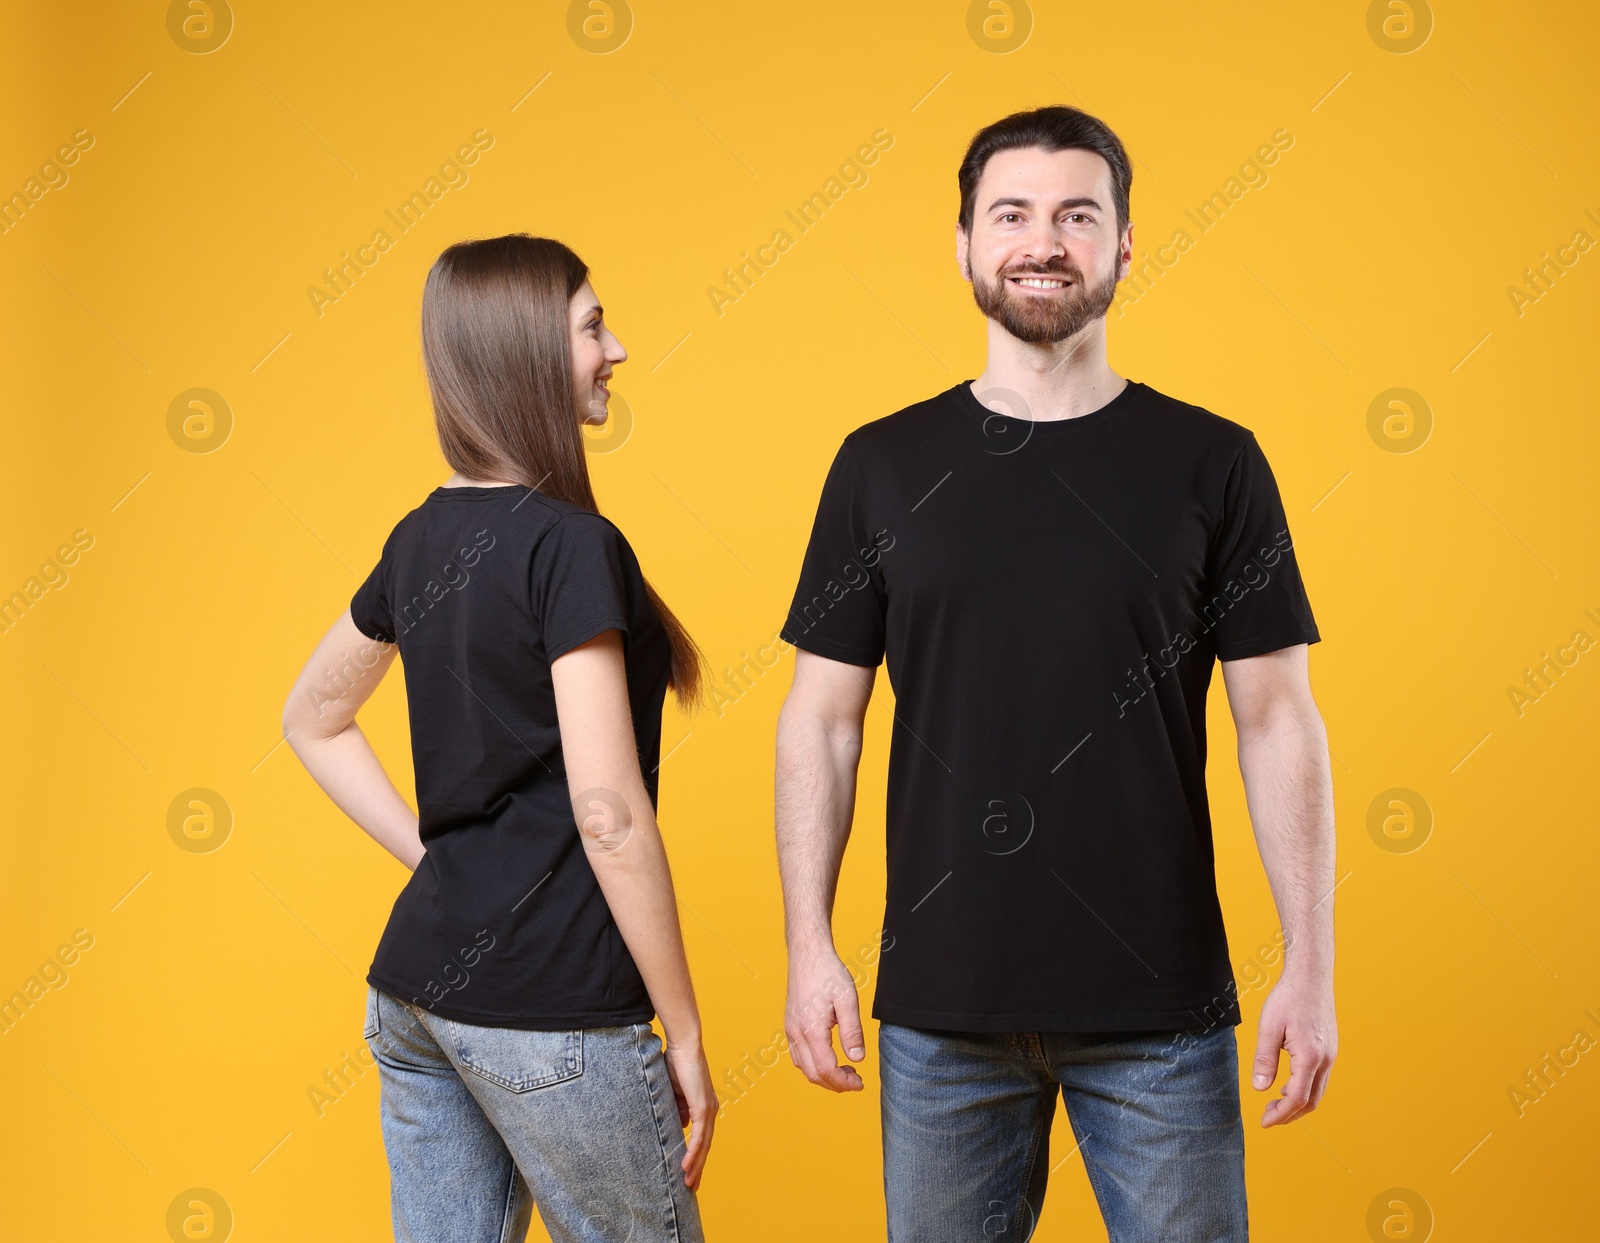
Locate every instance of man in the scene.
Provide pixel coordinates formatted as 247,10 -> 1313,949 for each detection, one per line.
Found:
774,106 -> 1336,1241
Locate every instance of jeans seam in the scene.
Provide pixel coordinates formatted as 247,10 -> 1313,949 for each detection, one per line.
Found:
632,1024 -> 685,1241
1014,1085 -> 1052,1243
1069,1113 -> 1119,1243
497,1160 -> 521,1243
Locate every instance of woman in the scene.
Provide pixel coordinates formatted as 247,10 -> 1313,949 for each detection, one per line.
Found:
282,234 -> 715,1242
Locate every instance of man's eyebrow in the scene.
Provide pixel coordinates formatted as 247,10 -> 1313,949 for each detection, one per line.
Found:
985,196 -> 1104,214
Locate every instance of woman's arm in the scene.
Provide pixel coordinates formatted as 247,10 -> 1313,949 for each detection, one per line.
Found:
281,609 -> 422,871
549,628 -> 715,1188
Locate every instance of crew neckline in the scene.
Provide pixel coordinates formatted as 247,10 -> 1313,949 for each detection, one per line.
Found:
428,484 -> 529,500
954,376 -> 1140,433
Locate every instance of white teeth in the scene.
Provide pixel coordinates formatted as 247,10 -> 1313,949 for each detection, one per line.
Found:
1014,277 -> 1066,288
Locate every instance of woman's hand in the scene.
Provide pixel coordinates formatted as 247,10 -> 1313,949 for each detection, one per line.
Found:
663,1038 -> 717,1191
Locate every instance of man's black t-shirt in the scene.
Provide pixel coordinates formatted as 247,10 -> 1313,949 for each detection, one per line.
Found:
778,379 -> 1320,1033
349,485 -> 670,1029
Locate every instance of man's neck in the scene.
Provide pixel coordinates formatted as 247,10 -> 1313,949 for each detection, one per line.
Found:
970,322 -> 1126,423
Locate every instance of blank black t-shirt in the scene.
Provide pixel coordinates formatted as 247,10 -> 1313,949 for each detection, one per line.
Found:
349,485 -> 670,1029
779,379 -> 1320,1033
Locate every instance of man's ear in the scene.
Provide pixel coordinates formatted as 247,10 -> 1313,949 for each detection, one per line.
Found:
955,223 -> 971,282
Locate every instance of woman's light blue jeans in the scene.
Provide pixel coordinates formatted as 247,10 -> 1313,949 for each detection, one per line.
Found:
879,1021 -> 1248,1241
364,986 -> 704,1242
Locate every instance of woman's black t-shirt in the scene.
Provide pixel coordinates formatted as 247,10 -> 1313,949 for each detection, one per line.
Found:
348,485 -> 670,1029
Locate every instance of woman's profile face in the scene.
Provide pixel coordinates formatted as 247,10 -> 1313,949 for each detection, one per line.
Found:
569,280 -> 627,426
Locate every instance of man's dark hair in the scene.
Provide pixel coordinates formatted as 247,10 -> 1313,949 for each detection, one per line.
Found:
957,106 -> 1133,238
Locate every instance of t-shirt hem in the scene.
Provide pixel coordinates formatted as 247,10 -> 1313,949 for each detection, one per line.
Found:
777,625 -> 883,668
871,998 -> 1242,1034
1214,624 -> 1321,661
368,972 -> 655,1030
545,614 -> 631,662
349,614 -> 394,644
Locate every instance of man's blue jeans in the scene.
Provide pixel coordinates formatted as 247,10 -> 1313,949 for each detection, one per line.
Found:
365,986 -> 704,1242
879,1021 -> 1248,1241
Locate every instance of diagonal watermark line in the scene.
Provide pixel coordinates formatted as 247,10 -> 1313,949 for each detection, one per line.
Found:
509,475 -> 553,511
1449,470 -> 1557,577
42,663 -> 151,771
444,665 -> 554,771
679,900 -> 760,977
249,470 -> 357,575
1450,731 -> 1492,773
1450,870 -> 1557,978
111,871 -> 153,912
911,871 -> 953,912
1298,1119 -> 1351,1171
910,70 -> 952,112
651,332 -> 692,372
511,871 -> 554,912
842,264 -> 949,371
1050,471 -> 1158,577
652,732 -> 692,774
649,71 -> 756,177
111,470 -> 152,512
44,266 -> 150,371
911,471 -> 952,512
1051,732 -> 1093,773
1310,470 -> 1351,512
251,1132 -> 293,1174
1051,870 -> 1159,977
251,331 -> 292,373
1310,70 -> 1352,112
43,1065 -> 151,1171
511,71 -> 552,111
1309,869 -> 1352,915
250,69 -> 358,177
111,71 -> 152,112
250,733 -> 291,774
1050,1129 -> 1092,1173
649,469 -> 758,577
1241,264 -> 1350,372
1449,70 -> 1558,178
1450,1131 -> 1492,1174
250,869 -> 359,976
1451,332 -> 1492,372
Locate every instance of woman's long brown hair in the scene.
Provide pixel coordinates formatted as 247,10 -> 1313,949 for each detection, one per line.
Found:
420,233 -> 708,708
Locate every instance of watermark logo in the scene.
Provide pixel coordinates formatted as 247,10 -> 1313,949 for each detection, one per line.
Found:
966,0 -> 1032,53
573,787 -> 633,855
166,1 -> 234,54
167,388 -> 233,454
1364,1186 -> 1433,1240
973,386 -> 1036,456
979,794 -> 1034,856
1365,1 -> 1432,54
1366,787 -> 1431,855
1366,388 -> 1431,454
167,788 -> 233,855
567,0 -> 633,53
582,390 -> 634,455
166,1187 -> 233,1241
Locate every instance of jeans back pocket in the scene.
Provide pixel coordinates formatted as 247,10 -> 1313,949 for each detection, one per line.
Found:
363,986 -> 382,1042
441,1020 -> 584,1093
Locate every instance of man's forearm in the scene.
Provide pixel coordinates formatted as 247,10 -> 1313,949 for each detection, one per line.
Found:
1236,714 -> 1336,976
774,709 -> 862,953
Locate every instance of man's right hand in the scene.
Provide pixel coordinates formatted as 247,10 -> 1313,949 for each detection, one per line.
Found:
784,944 -> 866,1092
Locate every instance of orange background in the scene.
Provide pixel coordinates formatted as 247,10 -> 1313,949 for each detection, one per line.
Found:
2,1 -> 1596,1239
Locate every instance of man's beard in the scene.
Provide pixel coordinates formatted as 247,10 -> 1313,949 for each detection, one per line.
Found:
969,259 -> 1120,344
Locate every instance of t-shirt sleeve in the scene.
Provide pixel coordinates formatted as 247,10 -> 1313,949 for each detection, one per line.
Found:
777,437 -> 889,668
531,513 -> 634,661
1200,433 -> 1321,661
350,546 -> 397,644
